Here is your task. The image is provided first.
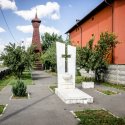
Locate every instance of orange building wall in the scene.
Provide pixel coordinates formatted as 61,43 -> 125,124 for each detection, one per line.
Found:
70,6 -> 112,46
113,0 -> 125,64
70,0 -> 125,64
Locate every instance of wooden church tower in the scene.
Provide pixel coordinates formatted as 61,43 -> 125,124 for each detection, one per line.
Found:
31,12 -> 42,70
31,12 -> 42,53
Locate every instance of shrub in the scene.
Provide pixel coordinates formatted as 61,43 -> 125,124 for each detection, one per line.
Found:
12,80 -> 27,97
76,32 -> 118,83
76,68 -> 81,76
76,76 -> 84,84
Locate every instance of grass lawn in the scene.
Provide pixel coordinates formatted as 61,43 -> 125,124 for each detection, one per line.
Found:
97,89 -> 119,95
75,109 -> 125,125
0,105 -> 5,114
9,71 -> 32,85
102,82 -> 125,91
0,75 -> 13,91
0,71 -> 32,91
49,85 -> 57,92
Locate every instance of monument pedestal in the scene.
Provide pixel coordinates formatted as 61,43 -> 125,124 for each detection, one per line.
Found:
56,42 -> 94,104
55,88 -> 93,104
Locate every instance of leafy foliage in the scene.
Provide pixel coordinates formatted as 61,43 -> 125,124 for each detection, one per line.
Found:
41,33 -> 64,71
76,37 -> 94,72
41,43 -> 56,71
42,32 -> 63,51
76,32 -> 118,82
1,43 -> 35,79
92,32 -> 118,81
12,80 -> 27,97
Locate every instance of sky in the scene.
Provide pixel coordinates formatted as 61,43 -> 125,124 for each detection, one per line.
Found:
0,0 -> 103,53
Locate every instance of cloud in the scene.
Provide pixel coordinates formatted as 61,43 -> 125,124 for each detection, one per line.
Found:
16,24 -> 60,35
16,25 -> 32,33
0,27 -> 5,33
15,2 -> 60,20
40,25 -> 60,34
0,0 -> 17,10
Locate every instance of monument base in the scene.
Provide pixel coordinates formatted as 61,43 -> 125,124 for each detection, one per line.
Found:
55,88 -> 93,104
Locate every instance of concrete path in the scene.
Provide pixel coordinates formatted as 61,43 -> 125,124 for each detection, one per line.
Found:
0,70 -> 125,125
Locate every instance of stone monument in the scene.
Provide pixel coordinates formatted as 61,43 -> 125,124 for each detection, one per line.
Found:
55,42 -> 93,104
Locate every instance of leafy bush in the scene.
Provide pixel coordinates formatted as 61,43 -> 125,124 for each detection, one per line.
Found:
41,43 -> 57,71
76,76 -> 95,84
1,43 -> 35,79
76,68 -> 81,76
84,77 -> 95,82
12,80 -> 27,97
76,32 -> 118,82
76,76 -> 84,84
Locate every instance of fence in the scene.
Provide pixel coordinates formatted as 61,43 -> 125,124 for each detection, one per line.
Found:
79,65 -> 125,85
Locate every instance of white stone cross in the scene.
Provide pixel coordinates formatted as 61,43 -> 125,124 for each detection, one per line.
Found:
62,45 -> 71,72
56,42 -> 76,89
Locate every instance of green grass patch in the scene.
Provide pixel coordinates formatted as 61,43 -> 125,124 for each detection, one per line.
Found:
9,71 -> 32,85
49,85 -> 57,92
75,109 -> 125,125
0,71 -> 32,91
0,75 -> 14,91
102,82 -> 125,91
97,89 -> 119,95
0,105 -> 5,114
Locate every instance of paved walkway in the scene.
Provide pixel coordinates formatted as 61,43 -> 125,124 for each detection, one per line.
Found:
0,70 -> 125,125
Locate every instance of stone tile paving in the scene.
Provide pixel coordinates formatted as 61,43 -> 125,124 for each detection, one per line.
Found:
0,70 -> 125,125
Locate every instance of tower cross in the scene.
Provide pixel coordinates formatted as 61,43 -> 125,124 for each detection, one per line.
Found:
62,45 -> 71,72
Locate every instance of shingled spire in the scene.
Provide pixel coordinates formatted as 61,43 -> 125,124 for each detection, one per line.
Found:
31,10 -> 42,53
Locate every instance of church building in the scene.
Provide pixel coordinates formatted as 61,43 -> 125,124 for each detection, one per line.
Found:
66,0 -> 125,64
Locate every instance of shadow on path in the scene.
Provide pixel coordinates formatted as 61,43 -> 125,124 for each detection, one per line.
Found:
32,76 -> 50,80
0,93 -> 54,123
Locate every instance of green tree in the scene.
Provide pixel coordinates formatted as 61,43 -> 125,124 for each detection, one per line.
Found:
92,32 -> 118,82
41,43 -> 56,71
76,32 -> 118,82
41,32 -> 64,71
76,37 -> 94,72
41,32 -> 63,51
1,43 -> 35,79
